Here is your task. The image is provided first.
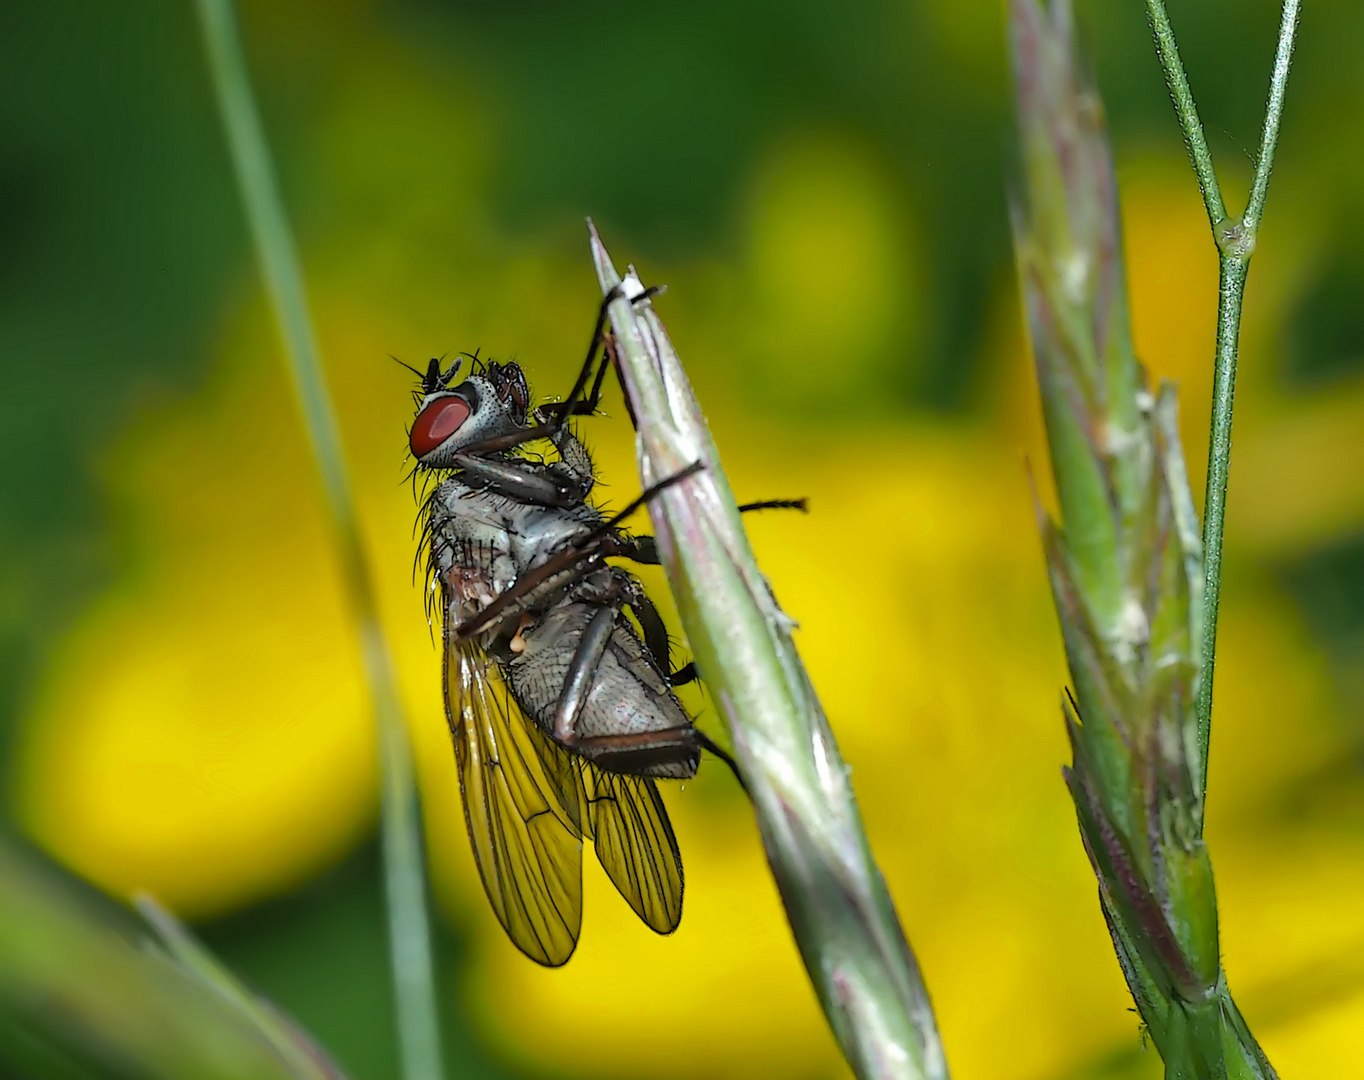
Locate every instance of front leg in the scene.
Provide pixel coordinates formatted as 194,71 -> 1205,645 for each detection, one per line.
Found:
450,453 -> 590,508
531,407 -> 597,497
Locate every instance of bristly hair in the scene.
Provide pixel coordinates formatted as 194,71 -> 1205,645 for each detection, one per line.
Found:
391,354 -> 426,383
393,354 -> 445,407
415,481 -> 447,630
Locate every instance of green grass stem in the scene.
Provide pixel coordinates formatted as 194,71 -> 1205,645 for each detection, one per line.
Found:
1144,0 -> 1301,795
192,4 -> 444,1080
588,226 -> 948,1080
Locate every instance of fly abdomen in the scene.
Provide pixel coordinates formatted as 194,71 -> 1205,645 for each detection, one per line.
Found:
504,602 -> 699,780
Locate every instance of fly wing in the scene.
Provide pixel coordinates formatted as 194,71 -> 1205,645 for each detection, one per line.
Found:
583,766 -> 684,935
446,639 -> 588,966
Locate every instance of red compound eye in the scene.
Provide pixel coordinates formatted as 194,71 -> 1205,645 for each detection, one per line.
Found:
410,396 -> 472,458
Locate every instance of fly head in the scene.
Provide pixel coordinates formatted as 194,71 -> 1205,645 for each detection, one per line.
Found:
409,357 -> 531,467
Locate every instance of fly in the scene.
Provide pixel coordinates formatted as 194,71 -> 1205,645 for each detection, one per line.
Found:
406,290 -> 737,966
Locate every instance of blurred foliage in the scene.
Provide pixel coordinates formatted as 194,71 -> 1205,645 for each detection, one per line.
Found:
0,836 -> 348,1080
3,0 -> 1364,1078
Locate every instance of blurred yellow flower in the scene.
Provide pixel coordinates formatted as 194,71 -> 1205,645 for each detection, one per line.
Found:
17,340 -> 377,917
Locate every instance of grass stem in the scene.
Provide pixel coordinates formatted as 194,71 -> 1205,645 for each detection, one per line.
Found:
1245,1 -> 1302,236
1142,0 -> 1228,231
1198,254 -> 1248,794
192,4 -> 445,1079
1144,0 -> 1301,794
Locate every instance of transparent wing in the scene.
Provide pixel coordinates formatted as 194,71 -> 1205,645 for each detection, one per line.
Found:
446,639 -> 588,966
583,766 -> 684,935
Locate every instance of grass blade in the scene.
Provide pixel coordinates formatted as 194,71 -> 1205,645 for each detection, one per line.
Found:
192,4 -> 444,1079
136,894 -> 347,1080
0,839 -> 346,1080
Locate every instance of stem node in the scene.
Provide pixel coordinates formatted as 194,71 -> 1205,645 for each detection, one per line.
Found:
1213,216 -> 1255,260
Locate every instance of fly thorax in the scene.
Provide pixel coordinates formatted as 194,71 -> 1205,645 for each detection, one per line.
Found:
504,501 -> 602,574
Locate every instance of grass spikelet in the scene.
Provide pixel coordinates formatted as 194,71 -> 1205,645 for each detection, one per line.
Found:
587,225 -> 949,1080
1007,1 -> 1278,1075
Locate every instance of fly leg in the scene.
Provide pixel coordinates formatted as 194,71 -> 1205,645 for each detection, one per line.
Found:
605,570 -> 745,788
618,579 -> 698,688
608,494 -> 802,683
455,284 -> 663,458
534,288 -> 661,490
550,595 -> 701,774
612,498 -> 808,572
694,731 -> 748,794
620,583 -> 672,681
612,594 -> 745,790
737,498 -> 808,514
539,283 -> 664,426
543,547 -> 744,788
552,604 -> 617,745
615,535 -> 660,566
536,419 -> 597,501
448,453 -> 591,509
626,595 -> 742,788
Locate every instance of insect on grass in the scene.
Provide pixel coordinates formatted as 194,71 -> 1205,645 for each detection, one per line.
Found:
405,288 -> 753,965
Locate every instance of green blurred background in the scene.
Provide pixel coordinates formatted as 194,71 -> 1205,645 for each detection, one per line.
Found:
3,0 -> 1364,1077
